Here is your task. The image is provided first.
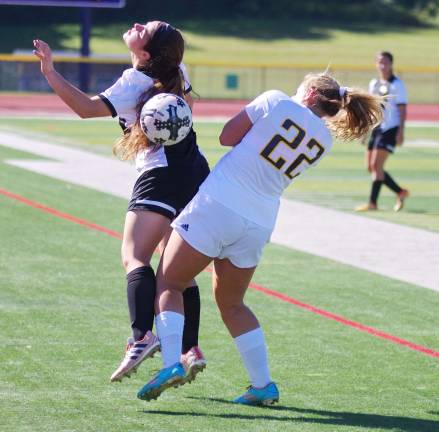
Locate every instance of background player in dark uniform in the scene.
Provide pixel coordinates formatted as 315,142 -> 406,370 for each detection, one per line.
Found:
355,51 -> 409,212
33,21 -> 209,384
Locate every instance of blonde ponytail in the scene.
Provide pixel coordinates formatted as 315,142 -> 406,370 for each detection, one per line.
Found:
327,89 -> 383,140
302,72 -> 383,141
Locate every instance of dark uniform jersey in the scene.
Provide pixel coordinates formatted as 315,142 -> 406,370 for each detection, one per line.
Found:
99,65 -> 209,219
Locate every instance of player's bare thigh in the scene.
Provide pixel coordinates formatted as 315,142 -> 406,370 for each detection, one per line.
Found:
370,148 -> 390,180
121,210 -> 170,273
159,229 -> 212,289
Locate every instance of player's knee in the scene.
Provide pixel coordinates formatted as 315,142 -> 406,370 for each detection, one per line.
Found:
217,302 -> 244,323
121,253 -> 150,273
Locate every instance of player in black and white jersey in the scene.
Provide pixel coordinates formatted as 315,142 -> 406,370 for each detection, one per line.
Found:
136,73 -> 383,405
33,21 -> 209,384
355,51 -> 409,212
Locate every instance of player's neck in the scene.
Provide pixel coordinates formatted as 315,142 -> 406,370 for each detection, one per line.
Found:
379,71 -> 393,81
308,105 -> 324,118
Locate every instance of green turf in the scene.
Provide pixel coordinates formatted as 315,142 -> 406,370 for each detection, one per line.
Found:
0,142 -> 438,432
1,118 -> 438,233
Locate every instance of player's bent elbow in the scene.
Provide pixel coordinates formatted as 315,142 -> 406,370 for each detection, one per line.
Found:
77,111 -> 90,119
76,106 -> 103,119
219,130 -> 233,146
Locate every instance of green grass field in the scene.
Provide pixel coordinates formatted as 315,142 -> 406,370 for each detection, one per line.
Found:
4,20 -> 439,68
1,118 -> 438,233
0,121 -> 438,431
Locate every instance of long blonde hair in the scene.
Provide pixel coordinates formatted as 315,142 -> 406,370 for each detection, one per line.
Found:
113,21 -> 186,160
301,73 -> 383,140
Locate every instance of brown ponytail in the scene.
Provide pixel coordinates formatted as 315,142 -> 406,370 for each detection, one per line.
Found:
302,72 -> 383,141
113,122 -> 149,161
113,21 -> 186,160
138,21 -> 185,97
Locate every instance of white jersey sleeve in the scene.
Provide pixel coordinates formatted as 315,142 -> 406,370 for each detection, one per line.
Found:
394,78 -> 408,105
245,90 -> 290,124
99,68 -> 154,126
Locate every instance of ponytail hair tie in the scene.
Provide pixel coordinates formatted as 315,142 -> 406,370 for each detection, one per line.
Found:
339,86 -> 348,98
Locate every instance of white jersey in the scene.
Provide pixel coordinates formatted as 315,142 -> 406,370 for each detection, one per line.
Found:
369,76 -> 407,132
99,63 -> 191,130
99,63 -> 192,175
200,90 -> 333,229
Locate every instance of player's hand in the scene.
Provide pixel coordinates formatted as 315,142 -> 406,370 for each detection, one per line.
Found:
33,39 -> 55,75
396,127 -> 404,146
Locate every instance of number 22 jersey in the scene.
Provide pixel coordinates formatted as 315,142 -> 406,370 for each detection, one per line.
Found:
200,90 -> 333,230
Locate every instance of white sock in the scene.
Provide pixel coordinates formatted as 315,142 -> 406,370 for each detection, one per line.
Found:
234,327 -> 271,388
155,311 -> 184,368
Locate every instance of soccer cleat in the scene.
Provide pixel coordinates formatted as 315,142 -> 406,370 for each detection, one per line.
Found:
354,203 -> 377,212
137,362 -> 186,401
110,331 -> 160,383
180,346 -> 207,384
394,189 -> 409,212
233,382 -> 280,406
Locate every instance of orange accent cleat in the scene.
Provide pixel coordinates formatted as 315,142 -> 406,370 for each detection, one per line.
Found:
394,189 -> 409,212
354,203 -> 378,212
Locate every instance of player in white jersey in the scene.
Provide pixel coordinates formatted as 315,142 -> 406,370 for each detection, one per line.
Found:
136,73 -> 383,405
355,51 -> 409,212
33,21 -> 208,384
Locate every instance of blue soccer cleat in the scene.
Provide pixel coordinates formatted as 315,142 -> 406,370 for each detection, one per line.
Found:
233,382 -> 279,406
137,362 -> 185,401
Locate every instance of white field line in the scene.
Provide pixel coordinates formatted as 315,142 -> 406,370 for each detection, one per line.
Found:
1,130 -> 438,292
1,113 -> 439,126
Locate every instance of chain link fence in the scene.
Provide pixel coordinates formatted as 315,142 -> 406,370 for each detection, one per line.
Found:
1,55 -> 439,103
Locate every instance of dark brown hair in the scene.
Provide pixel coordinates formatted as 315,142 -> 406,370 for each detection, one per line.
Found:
114,21 -> 186,160
378,51 -> 394,64
139,21 -> 185,98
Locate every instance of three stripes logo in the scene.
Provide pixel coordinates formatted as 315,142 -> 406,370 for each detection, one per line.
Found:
180,223 -> 189,232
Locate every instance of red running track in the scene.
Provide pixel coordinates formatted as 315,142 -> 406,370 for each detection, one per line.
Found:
0,94 -> 438,120
1,186 -> 438,359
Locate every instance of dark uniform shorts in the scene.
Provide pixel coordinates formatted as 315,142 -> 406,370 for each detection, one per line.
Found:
368,126 -> 399,154
128,158 -> 210,220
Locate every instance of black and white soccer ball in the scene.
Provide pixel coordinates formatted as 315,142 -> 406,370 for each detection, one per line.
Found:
140,93 -> 192,146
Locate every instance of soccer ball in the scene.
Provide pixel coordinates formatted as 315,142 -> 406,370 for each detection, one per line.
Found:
140,93 -> 192,146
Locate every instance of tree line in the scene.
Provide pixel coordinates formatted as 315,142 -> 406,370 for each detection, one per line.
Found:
1,0 -> 438,24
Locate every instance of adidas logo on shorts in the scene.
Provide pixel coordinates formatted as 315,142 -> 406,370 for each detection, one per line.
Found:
180,223 -> 189,232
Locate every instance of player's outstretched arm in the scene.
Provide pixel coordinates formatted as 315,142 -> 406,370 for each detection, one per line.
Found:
33,39 -> 110,118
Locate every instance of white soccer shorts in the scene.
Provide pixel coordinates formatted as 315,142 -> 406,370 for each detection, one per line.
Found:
171,191 -> 272,268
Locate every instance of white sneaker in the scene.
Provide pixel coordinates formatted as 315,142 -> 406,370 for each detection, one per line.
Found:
180,346 -> 207,384
110,331 -> 160,382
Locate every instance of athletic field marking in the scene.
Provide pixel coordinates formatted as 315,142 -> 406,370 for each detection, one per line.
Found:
1,115 -> 439,127
0,187 -> 122,240
2,131 -> 439,292
2,186 -> 438,360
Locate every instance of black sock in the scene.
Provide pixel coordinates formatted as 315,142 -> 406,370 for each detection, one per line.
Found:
370,180 -> 383,205
383,171 -> 402,194
126,266 -> 156,341
182,285 -> 201,353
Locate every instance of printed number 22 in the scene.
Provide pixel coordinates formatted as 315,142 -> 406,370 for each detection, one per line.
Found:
260,118 -> 324,179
